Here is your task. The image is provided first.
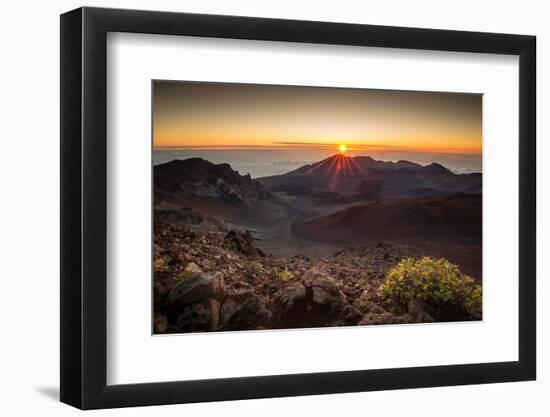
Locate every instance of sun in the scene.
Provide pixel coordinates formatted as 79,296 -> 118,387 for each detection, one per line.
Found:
339,144 -> 347,153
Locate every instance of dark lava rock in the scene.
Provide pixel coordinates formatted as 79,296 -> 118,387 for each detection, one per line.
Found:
359,311 -> 402,325
271,270 -> 362,328
175,298 -> 221,332
406,299 -> 435,323
223,230 -> 265,257
222,295 -> 273,331
154,313 -> 169,333
168,272 -> 226,308
166,272 -> 226,327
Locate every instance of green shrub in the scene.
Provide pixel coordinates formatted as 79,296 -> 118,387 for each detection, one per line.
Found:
379,257 -> 481,317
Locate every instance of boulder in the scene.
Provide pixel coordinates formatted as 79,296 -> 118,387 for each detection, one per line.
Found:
153,276 -> 172,300
230,281 -> 254,291
175,298 -> 221,332
222,295 -> 273,330
166,272 -> 227,329
184,262 -> 202,274
406,299 -> 435,323
223,230 -> 264,257
168,272 -> 226,309
312,286 -> 333,304
352,287 -> 384,314
342,284 -> 362,300
272,283 -> 306,311
302,269 -> 343,294
154,313 -> 169,333
219,288 -> 260,327
220,298 -> 241,326
359,311 -> 398,325
354,299 -> 386,315
226,288 -> 255,304
154,255 -> 169,272
271,270 -> 362,328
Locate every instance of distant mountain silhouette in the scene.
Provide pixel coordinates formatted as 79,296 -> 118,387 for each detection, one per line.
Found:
258,154 -> 481,199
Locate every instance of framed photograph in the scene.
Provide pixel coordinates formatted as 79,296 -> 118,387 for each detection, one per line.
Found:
60,7 -> 536,409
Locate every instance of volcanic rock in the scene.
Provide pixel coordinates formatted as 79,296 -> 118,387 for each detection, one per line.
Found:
222,295 -> 273,330
168,272 -> 226,312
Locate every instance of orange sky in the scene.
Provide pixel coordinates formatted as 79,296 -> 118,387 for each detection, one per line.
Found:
153,81 -> 482,155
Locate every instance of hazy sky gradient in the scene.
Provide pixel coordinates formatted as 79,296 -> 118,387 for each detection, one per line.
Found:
153,81 -> 482,154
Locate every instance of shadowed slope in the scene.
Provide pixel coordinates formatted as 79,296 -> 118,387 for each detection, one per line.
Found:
292,193 -> 482,241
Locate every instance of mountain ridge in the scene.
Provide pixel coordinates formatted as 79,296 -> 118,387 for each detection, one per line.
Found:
258,154 -> 481,198
154,157 -> 272,206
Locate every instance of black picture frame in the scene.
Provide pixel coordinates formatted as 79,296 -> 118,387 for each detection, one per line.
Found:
60,6 -> 536,410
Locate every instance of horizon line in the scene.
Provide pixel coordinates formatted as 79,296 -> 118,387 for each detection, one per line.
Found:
153,144 -> 482,156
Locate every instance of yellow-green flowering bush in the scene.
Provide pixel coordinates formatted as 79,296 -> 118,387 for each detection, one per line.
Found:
276,269 -> 293,282
379,257 -> 482,317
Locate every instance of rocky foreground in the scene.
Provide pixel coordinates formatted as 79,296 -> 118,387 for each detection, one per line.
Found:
153,210 -> 453,334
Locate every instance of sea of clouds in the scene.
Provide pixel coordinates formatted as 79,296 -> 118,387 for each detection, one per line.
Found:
153,148 -> 482,178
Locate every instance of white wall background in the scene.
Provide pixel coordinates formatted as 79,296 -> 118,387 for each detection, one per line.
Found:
0,0 -> 546,415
